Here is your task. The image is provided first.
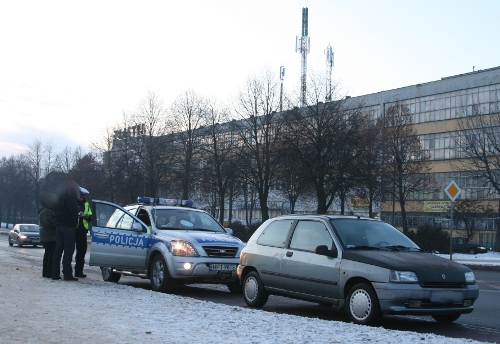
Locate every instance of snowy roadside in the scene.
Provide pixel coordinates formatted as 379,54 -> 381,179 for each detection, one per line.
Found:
0,250 -> 491,344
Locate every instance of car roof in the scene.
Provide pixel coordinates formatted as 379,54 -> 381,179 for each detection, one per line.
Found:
125,204 -> 206,213
269,214 -> 379,221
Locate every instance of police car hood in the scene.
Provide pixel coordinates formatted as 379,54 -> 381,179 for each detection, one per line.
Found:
342,250 -> 471,283
156,230 -> 242,246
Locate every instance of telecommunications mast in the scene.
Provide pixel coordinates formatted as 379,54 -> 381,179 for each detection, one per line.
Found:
279,66 -> 285,112
296,7 -> 310,107
325,44 -> 334,101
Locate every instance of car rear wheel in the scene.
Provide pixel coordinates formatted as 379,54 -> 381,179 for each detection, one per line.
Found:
8,237 -> 13,246
346,283 -> 381,325
243,271 -> 268,307
150,254 -> 174,293
101,267 -> 121,283
432,313 -> 461,323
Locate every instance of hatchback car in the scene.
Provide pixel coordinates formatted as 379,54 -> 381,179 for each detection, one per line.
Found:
8,224 -> 41,247
237,215 -> 478,325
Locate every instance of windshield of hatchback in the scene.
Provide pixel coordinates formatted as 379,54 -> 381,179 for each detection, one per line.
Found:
330,218 -> 419,250
154,209 -> 225,232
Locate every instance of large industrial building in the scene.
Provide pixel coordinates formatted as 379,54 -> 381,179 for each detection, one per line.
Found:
346,66 -> 500,247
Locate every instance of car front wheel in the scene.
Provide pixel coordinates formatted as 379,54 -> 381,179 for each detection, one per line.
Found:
8,237 -> 13,246
150,254 -> 174,293
432,313 -> 461,323
18,240 -> 23,248
243,271 -> 269,307
346,283 -> 381,325
101,267 -> 121,283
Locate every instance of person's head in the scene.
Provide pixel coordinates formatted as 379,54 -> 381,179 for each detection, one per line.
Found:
79,187 -> 89,201
40,192 -> 57,209
59,180 -> 80,199
156,216 -> 166,227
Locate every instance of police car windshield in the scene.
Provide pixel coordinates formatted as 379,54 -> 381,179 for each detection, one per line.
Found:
154,209 -> 225,232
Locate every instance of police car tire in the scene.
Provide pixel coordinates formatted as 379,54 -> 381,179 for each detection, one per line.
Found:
8,238 -> 13,246
227,281 -> 242,294
18,240 -> 23,248
101,267 -> 121,283
150,254 -> 174,293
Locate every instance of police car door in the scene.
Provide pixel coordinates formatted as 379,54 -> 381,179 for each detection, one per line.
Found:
89,200 -> 150,269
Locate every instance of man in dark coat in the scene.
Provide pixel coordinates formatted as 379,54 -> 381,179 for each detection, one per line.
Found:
51,180 -> 81,281
39,192 -> 57,278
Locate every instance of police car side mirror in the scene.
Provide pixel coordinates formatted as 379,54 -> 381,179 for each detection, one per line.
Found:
132,221 -> 146,233
224,228 -> 233,235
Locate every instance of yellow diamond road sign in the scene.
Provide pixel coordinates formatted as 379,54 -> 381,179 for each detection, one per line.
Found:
444,180 -> 461,202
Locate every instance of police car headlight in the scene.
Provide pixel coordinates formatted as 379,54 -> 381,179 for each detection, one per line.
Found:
171,240 -> 199,257
19,235 -> 28,239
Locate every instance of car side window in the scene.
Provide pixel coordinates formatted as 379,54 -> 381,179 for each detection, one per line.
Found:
289,221 -> 333,252
256,220 -> 293,248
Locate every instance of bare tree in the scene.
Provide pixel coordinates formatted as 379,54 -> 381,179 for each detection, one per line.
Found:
455,112 -> 500,197
453,199 -> 494,252
199,100 -> 239,224
381,101 -> 431,234
231,71 -> 283,222
132,91 -> 169,198
169,90 -> 208,200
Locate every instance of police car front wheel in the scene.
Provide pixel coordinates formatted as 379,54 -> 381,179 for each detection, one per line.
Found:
150,254 -> 175,293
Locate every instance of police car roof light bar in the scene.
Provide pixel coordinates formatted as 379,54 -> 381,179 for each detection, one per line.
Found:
137,197 -> 195,208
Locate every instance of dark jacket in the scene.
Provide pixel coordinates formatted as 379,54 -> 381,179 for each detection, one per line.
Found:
38,206 -> 56,242
53,185 -> 80,228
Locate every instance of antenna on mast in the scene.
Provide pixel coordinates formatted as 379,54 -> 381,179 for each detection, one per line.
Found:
325,44 -> 334,101
296,7 -> 310,108
279,66 -> 285,112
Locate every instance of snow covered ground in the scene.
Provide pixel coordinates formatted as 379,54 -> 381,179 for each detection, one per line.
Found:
1,248 -> 498,344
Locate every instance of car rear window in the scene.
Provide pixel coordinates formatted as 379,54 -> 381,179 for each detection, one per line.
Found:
256,220 -> 293,248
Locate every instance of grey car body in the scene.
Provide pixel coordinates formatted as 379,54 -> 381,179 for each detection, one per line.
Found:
237,215 -> 479,325
8,224 -> 41,247
89,199 -> 245,293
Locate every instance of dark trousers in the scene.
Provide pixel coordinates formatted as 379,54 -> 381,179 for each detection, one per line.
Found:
42,241 -> 56,278
52,226 -> 76,278
74,227 -> 88,275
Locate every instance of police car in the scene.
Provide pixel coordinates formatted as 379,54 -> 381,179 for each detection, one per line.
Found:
89,197 -> 245,293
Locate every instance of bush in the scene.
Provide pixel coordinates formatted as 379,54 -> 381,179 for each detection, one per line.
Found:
407,224 -> 450,253
227,220 -> 262,242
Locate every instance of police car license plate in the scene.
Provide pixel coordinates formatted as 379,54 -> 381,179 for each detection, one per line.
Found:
209,264 -> 237,271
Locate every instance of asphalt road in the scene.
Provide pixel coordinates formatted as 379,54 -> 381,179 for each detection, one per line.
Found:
2,237 -> 500,343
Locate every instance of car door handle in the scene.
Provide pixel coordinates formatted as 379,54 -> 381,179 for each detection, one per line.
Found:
286,251 -> 293,257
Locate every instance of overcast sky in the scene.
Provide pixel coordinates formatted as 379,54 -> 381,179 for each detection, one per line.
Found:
1,0 -> 499,158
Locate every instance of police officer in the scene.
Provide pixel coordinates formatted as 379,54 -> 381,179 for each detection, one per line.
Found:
74,187 -> 92,278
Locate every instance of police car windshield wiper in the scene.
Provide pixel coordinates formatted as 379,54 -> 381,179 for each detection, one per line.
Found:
383,245 -> 425,252
188,228 -> 220,232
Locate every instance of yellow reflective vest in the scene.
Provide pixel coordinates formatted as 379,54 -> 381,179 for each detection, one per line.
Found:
78,201 -> 92,230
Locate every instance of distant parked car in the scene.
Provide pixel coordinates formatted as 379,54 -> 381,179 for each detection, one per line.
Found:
8,224 -> 41,247
452,238 -> 487,255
